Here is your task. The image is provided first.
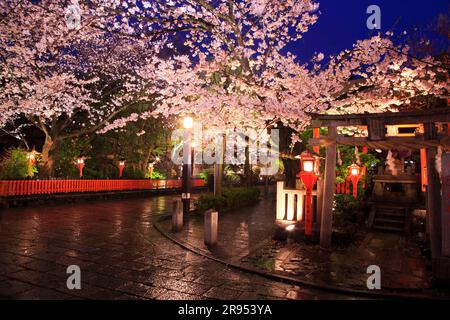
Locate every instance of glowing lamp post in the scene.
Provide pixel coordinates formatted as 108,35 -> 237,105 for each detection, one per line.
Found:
182,116 -> 193,215
76,158 -> 85,178
297,151 -> 318,237
148,157 -> 160,179
118,161 -> 125,178
26,151 -> 36,178
349,163 -> 361,199
148,162 -> 154,179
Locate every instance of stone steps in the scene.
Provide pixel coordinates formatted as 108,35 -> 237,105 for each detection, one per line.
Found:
372,206 -> 406,233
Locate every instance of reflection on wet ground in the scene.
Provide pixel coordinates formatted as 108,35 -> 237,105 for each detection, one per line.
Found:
159,196 -> 443,297
0,195 -> 355,299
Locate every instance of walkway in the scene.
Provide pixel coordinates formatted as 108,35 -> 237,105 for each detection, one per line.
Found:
156,195 -> 446,298
0,195 -> 353,300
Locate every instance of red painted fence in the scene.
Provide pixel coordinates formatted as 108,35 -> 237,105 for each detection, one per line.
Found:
0,179 -> 205,198
336,181 -> 350,194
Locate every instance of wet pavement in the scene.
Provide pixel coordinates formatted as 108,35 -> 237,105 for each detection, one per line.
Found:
158,195 -> 446,297
0,195 -> 355,300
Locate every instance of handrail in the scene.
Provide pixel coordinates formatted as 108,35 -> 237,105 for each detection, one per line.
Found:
0,178 -> 205,197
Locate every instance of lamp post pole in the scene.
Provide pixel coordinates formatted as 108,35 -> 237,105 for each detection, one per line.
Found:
77,158 -> 84,178
182,117 -> 193,215
26,151 -> 35,178
118,161 -> 125,178
148,163 -> 154,179
297,151 -> 318,238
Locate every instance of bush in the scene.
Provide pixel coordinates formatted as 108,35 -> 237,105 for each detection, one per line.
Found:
333,194 -> 360,224
194,187 -> 260,213
123,168 -> 145,179
145,169 -> 166,179
0,148 -> 36,179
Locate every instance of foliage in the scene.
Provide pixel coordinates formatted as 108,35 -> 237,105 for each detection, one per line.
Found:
145,169 -> 166,179
0,1 -> 448,180
122,168 -> 145,179
54,137 -> 92,178
333,194 -> 360,224
300,127 -> 328,157
0,149 -> 37,179
1,1 -> 447,156
223,165 -> 241,186
198,169 -> 210,181
194,187 -> 260,213
335,145 -> 380,186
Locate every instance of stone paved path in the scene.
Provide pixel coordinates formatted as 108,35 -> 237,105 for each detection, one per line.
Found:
0,195 -> 355,300
158,195 -> 444,297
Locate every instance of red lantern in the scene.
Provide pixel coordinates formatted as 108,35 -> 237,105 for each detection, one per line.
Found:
297,151 -> 318,237
76,158 -> 85,178
118,161 -> 125,178
349,163 -> 361,199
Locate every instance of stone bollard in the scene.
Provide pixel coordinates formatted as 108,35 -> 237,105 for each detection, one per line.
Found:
204,209 -> 218,246
172,199 -> 183,232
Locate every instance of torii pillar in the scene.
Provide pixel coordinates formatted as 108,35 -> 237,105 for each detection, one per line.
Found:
320,126 -> 337,249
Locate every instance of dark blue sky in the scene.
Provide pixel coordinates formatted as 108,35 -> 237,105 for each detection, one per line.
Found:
291,0 -> 449,60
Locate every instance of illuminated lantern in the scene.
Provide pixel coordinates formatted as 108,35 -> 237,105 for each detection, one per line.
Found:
349,163 -> 361,199
118,160 -> 125,178
148,162 -> 154,179
297,151 -> 318,237
183,116 -> 193,129
76,158 -> 85,178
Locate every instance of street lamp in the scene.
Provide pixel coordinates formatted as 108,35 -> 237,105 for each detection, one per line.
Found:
26,150 -> 36,178
183,116 -> 193,129
349,163 -> 361,199
147,157 -> 160,179
182,116 -> 193,215
297,151 -> 318,238
76,158 -> 85,178
118,160 -> 125,178
191,140 -> 198,176
148,162 -> 154,179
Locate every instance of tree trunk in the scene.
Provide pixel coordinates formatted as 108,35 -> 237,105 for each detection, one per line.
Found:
214,133 -> 226,195
283,158 -> 297,188
244,137 -> 252,187
40,135 -> 59,178
141,147 -> 152,176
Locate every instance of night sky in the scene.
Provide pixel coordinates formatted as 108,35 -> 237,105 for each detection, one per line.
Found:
291,0 -> 449,60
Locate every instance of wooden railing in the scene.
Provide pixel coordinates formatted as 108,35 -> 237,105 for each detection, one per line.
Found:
335,180 -> 351,194
0,178 -> 205,198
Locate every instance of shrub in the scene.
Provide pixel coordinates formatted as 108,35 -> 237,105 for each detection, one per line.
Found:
122,167 -> 145,179
194,187 -> 260,213
145,169 -> 166,179
333,194 -> 359,224
194,194 -> 227,213
0,148 -> 36,179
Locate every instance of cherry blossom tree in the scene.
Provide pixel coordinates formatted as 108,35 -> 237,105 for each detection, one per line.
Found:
1,0 -> 448,177
144,1 -> 449,136
0,0 -> 190,175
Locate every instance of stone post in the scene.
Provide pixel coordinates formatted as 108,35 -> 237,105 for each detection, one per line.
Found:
204,209 -> 218,246
172,199 -> 183,232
